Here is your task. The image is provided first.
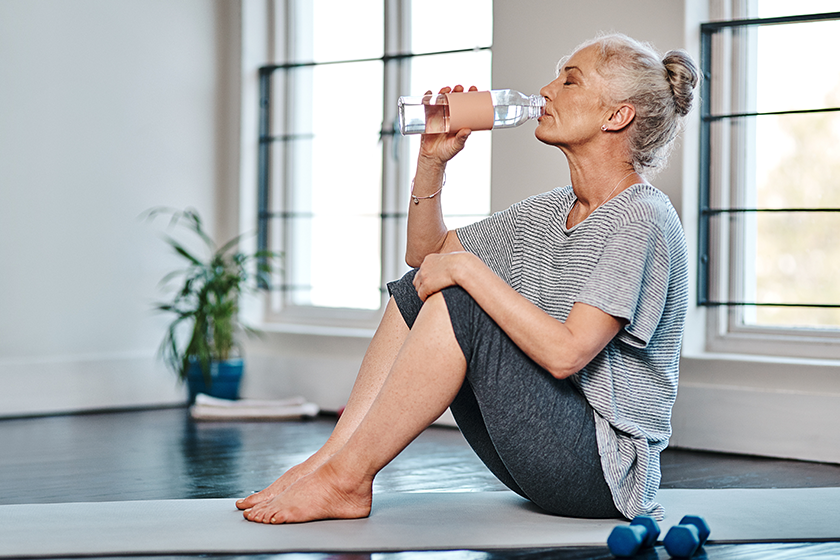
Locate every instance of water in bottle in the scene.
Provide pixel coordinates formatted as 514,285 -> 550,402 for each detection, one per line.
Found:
398,89 -> 546,135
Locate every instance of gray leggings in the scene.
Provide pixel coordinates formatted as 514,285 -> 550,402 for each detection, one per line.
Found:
388,269 -> 621,519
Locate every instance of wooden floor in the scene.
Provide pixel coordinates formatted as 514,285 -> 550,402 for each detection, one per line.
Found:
1,407 -> 839,559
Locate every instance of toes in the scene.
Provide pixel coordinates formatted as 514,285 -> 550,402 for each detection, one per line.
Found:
236,496 -> 255,510
243,501 -> 286,524
251,505 -> 279,524
269,511 -> 290,524
243,507 -> 263,523
237,491 -> 270,510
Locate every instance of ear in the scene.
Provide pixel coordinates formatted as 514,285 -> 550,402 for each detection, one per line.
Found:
603,104 -> 635,132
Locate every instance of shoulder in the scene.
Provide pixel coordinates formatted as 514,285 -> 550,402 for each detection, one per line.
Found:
506,186 -> 576,226
472,186 -> 575,232
616,184 -> 678,222
580,185 -> 687,276
517,185 -> 575,210
545,185 -> 576,205
598,184 -> 684,242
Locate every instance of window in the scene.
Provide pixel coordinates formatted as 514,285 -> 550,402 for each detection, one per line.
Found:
699,1 -> 840,357
257,0 -> 492,326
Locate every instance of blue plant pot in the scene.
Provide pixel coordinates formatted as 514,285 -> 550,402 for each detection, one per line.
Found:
185,358 -> 244,403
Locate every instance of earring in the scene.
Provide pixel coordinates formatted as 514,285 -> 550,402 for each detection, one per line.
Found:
601,125 -> 608,132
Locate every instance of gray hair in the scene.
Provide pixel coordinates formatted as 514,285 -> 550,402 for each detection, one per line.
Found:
565,33 -> 700,177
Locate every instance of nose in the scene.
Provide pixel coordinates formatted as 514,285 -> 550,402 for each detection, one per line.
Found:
539,77 -> 560,100
539,83 -> 551,99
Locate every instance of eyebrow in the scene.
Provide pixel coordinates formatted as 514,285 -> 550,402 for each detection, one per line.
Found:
564,65 -> 583,76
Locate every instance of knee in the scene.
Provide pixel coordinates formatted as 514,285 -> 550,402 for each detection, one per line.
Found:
389,268 -> 419,296
387,269 -> 423,328
440,284 -> 475,310
417,291 -> 451,319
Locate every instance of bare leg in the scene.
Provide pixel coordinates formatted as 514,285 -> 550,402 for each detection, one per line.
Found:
243,292 -> 467,523
237,296 -> 409,510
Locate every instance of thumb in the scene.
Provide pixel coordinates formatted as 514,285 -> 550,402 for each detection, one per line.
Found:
453,128 -> 471,150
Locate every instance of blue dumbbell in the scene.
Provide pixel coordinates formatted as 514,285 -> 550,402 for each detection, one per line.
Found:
607,515 -> 661,557
663,515 -> 711,558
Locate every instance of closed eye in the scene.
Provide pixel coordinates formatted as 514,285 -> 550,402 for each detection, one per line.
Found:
563,66 -> 582,86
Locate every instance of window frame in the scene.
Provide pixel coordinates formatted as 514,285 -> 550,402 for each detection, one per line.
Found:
256,0 -> 492,329
698,9 -> 840,359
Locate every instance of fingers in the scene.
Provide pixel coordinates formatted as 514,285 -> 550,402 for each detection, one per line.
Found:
412,268 -> 430,302
413,253 -> 459,302
412,276 -> 428,302
436,85 -> 480,94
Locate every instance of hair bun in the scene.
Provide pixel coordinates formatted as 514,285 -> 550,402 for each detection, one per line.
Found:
663,49 -> 699,117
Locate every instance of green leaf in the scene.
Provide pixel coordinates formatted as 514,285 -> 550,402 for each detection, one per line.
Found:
216,233 -> 246,257
145,206 -> 285,380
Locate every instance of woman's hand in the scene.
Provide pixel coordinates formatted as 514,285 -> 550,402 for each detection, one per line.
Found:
413,251 -> 477,302
418,85 -> 477,166
416,251 -> 626,380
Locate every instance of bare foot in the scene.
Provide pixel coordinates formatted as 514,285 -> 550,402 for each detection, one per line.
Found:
242,461 -> 372,524
236,459 -> 323,510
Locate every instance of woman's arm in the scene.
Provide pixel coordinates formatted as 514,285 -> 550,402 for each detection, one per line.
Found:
404,156 -> 465,266
405,86 -> 475,267
413,251 -> 625,379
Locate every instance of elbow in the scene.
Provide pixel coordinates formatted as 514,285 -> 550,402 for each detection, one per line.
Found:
404,241 -> 429,269
404,241 -> 443,269
404,251 -> 422,269
546,355 -> 589,380
405,231 -> 457,269
547,365 -> 577,380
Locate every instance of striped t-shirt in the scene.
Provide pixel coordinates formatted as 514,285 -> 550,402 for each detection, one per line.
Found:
456,183 -> 688,519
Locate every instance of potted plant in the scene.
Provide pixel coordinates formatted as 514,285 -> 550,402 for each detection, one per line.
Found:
145,207 -> 276,403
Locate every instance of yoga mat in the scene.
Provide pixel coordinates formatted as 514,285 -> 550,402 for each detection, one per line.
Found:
1,488 -> 838,558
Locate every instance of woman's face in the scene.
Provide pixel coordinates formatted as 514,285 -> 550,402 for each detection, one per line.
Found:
535,44 -> 613,149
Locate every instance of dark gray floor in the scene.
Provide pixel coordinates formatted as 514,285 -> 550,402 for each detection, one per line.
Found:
1,407 -> 839,559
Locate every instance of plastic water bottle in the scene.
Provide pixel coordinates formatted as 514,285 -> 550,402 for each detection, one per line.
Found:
398,89 -> 546,135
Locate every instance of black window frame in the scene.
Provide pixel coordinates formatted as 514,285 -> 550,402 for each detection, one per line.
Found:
698,10 -> 840,309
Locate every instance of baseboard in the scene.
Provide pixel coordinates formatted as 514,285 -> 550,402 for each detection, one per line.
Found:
672,355 -> 840,464
11,347 -> 835,465
239,352 -> 359,411
0,353 -> 184,418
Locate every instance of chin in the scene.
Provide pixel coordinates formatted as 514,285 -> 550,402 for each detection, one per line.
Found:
534,126 -> 556,146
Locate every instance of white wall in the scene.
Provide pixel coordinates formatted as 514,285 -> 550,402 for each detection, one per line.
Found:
0,0 -> 241,415
4,0 -> 837,464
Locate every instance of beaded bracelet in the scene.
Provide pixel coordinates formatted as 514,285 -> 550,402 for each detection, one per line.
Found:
410,173 -> 446,205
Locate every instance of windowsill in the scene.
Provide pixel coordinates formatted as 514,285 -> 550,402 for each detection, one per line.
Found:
682,349 -> 840,368
679,350 -> 840,395
252,321 -> 377,339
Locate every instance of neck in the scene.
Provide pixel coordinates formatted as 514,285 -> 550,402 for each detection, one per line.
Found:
571,165 -> 639,202
566,167 -> 642,228
563,136 -> 633,197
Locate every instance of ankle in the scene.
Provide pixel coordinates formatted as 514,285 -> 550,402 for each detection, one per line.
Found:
319,454 -> 374,493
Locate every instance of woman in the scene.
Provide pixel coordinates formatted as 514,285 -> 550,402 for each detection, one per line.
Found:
237,33 -> 698,523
